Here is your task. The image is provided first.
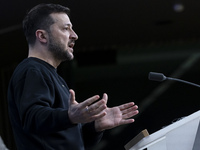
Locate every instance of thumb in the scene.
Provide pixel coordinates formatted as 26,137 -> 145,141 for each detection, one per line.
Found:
69,89 -> 78,104
103,93 -> 108,104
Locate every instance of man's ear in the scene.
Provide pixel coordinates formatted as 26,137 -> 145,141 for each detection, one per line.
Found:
35,30 -> 48,44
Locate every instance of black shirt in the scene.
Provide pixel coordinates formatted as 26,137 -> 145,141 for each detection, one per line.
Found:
7,57 -> 102,150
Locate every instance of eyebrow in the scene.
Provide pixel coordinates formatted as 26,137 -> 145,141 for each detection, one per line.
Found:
64,23 -> 72,27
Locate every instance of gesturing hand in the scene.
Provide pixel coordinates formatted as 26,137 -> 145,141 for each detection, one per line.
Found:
95,102 -> 139,132
68,89 -> 108,124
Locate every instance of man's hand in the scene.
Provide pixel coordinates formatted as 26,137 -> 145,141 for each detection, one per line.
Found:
68,89 -> 108,124
95,102 -> 139,132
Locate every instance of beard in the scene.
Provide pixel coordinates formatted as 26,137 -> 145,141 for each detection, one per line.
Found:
48,34 -> 74,62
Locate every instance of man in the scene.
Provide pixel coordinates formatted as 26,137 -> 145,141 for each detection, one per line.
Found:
7,3 -> 139,150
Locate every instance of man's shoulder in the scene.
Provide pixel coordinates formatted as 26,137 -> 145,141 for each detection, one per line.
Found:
12,57 -> 56,80
16,57 -> 54,72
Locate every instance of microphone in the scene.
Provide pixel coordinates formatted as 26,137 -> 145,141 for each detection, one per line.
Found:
148,72 -> 200,88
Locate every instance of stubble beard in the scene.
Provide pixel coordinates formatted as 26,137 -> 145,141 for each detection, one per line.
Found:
48,34 -> 74,62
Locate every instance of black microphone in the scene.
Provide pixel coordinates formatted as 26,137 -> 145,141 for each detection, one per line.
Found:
148,72 -> 200,88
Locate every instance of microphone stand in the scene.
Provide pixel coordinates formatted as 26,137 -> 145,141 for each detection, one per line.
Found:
149,72 -> 200,88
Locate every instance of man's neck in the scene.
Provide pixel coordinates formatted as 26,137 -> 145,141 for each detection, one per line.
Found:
28,46 -> 61,68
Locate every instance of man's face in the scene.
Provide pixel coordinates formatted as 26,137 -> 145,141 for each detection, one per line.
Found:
47,13 -> 78,61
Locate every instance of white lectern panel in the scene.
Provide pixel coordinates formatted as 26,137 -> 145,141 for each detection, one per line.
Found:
127,110 -> 200,150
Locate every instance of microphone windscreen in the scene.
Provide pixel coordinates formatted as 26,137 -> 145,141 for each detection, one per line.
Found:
148,72 -> 166,82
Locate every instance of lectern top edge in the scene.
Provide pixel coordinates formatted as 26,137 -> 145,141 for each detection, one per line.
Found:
124,129 -> 149,150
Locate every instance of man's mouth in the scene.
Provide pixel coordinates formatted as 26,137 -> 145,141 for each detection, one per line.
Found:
68,42 -> 75,49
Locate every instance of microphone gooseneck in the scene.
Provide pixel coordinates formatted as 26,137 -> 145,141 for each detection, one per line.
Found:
148,72 -> 200,88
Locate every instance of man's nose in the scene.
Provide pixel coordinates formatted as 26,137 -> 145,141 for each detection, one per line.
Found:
70,30 -> 78,40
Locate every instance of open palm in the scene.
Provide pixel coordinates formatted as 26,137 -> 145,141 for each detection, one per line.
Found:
95,102 -> 138,132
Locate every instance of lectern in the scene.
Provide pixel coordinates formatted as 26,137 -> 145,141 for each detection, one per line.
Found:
125,110 -> 200,150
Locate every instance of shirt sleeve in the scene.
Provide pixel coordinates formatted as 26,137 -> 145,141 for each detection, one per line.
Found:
82,122 -> 104,149
13,68 -> 75,134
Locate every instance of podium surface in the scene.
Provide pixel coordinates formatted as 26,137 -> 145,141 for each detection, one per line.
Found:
125,110 -> 200,150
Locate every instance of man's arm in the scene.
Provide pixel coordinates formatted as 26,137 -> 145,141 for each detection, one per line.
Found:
14,69 -> 75,134
82,122 -> 104,149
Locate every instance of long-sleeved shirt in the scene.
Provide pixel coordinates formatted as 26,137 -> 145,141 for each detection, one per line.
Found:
7,57 -> 103,150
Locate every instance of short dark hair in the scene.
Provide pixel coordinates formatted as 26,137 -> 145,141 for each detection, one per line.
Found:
23,3 -> 70,46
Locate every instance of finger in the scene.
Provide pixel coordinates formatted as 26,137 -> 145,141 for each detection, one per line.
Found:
88,98 -> 107,113
118,102 -> 135,111
119,119 -> 135,126
80,95 -> 100,109
102,93 -> 108,104
121,105 -> 138,114
88,104 -> 107,117
88,111 -> 107,122
69,89 -> 78,104
83,106 -> 107,122
122,109 -> 139,119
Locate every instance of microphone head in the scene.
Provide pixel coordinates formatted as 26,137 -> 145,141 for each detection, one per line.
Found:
148,72 -> 167,82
